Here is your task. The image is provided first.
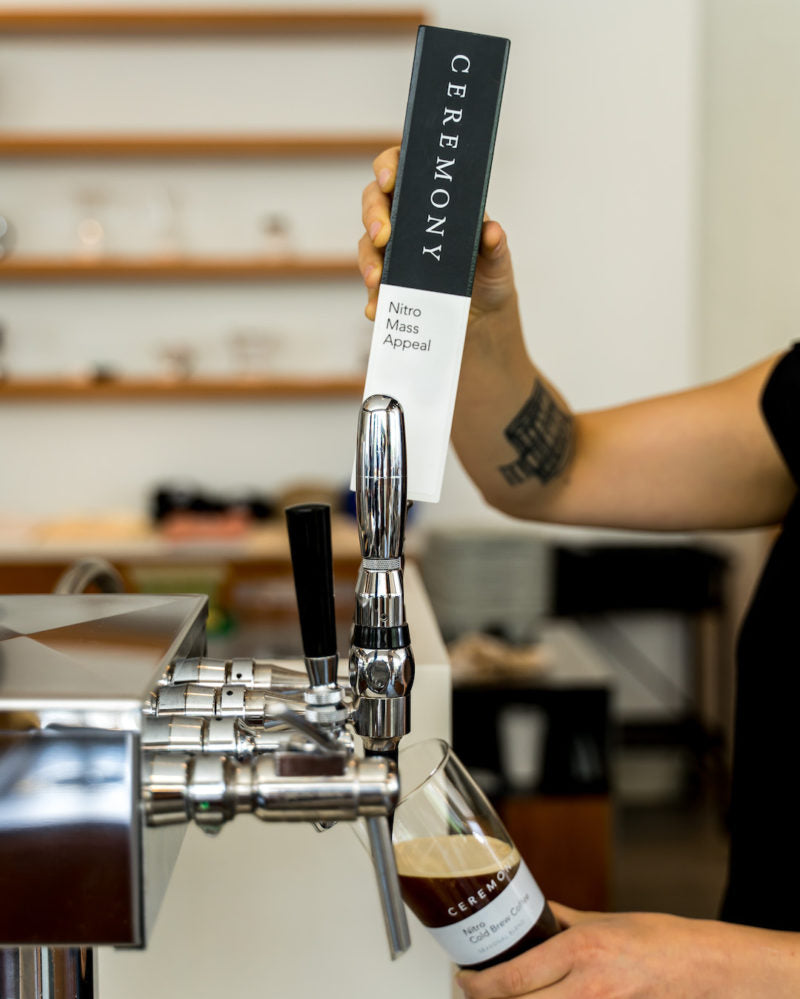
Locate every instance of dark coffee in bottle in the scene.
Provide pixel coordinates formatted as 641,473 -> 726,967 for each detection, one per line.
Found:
395,833 -> 559,969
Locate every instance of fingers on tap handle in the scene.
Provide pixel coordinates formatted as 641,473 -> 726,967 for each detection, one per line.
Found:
284,503 -> 337,661
360,146 -> 399,320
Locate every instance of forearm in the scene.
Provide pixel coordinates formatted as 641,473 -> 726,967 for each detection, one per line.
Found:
721,921 -> 800,996
678,918 -> 800,997
453,307 -> 795,531
452,292 -> 578,523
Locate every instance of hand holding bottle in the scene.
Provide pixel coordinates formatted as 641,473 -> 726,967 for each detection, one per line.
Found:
455,905 -> 800,998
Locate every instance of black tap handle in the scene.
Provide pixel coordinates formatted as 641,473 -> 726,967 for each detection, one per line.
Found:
285,503 -> 337,661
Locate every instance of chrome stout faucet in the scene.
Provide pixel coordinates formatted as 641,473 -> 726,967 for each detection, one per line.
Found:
350,395 -> 415,762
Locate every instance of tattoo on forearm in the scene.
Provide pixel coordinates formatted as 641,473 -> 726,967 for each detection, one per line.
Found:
499,380 -> 573,486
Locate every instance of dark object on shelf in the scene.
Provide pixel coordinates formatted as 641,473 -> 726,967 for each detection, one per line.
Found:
91,363 -> 118,383
150,484 -> 275,523
0,213 -> 15,259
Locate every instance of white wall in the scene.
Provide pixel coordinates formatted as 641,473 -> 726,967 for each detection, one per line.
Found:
0,0 -> 701,524
699,0 -> 800,381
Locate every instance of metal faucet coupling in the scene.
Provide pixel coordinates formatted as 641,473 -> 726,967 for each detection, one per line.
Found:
350,395 -> 415,757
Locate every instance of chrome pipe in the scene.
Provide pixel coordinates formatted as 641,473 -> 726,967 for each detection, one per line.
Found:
366,816 -> 412,960
53,558 -> 125,595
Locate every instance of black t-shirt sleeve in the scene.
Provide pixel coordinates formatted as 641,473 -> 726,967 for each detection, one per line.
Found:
761,342 -> 800,485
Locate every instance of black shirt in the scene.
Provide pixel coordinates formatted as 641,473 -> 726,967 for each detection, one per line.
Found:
721,343 -> 800,929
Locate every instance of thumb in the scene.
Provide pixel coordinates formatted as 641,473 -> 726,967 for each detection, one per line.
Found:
479,218 -> 510,271
471,219 -> 515,315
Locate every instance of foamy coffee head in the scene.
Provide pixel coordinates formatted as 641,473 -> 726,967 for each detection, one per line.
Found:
395,834 -> 518,879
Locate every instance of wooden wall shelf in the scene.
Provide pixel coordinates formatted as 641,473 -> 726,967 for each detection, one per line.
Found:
0,256 -> 357,281
0,8 -> 407,408
0,8 -> 425,35
0,133 -> 401,159
0,376 -> 365,401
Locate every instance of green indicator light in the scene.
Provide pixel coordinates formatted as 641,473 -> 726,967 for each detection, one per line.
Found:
199,801 -> 210,811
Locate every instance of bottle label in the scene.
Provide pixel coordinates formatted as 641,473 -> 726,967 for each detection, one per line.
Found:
425,861 -> 545,966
